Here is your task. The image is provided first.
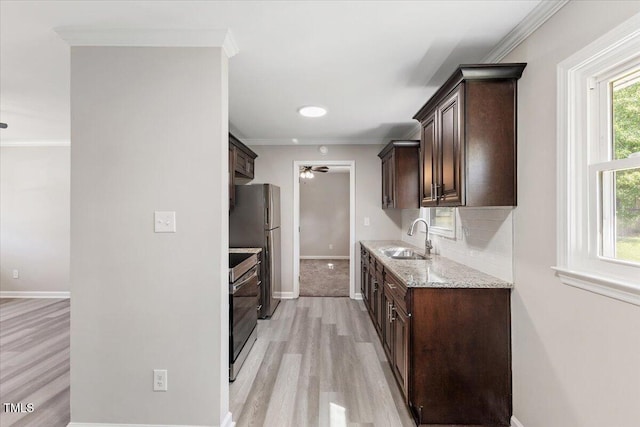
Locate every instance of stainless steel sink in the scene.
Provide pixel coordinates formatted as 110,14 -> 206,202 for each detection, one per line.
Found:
382,247 -> 428,260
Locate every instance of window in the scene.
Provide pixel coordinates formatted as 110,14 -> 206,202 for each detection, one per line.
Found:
427,207 -> 456,239
556,13 -> 640,306
592,67 -> 640,265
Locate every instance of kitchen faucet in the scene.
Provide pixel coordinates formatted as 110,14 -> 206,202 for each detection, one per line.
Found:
408,217 -> 433,256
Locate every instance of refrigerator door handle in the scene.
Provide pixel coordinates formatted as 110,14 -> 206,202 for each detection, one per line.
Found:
264,232 -> 270,278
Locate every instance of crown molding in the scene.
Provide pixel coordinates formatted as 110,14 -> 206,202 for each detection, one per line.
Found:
0,140 -> 70,147
54,28 -> 239,58
244,138 -> 385,146
483,0 -> 569,63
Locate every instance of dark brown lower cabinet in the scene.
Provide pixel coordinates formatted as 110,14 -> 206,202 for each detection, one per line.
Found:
360,244 -> 512,427
375,270 -> 386,335
391,299 -> 410,398
360,250 -> 369,307
382,289 -> 393,360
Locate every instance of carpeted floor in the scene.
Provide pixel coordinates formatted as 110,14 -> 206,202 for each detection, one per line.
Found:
299,259 -> 350,297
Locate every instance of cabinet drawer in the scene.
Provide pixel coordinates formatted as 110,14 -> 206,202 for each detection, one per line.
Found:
385,272 -> 408,314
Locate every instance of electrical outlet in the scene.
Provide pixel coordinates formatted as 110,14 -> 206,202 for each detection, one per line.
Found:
329,244 -> 333,250
153,369 -> 168,391
12,270 -> 19,279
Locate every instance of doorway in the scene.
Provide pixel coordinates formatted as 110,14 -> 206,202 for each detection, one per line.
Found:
293,160 -> 356,299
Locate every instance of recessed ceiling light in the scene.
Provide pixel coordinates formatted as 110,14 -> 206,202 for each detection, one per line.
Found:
298,105 -> 327,118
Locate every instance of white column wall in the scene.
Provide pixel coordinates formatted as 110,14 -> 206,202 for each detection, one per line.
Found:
70,46 -> 229,426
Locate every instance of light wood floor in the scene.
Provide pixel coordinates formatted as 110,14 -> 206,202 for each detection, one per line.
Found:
230,297 -> 415,427
0,298 -> 70,427
0,297 -> 412,427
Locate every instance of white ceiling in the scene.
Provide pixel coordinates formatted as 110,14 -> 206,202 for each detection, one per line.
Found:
0,1 -> 543,146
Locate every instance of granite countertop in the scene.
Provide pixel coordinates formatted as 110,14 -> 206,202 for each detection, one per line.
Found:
360,240 -> 512,289
229,247 -> 262,254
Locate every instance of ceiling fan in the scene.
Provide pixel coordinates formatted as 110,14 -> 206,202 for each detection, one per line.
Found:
300,165 -> 329,179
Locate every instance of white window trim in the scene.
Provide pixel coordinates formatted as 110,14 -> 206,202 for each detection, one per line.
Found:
554,12 -> 640,306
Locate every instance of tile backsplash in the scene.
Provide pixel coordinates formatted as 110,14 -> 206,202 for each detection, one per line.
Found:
402,207 -> 513,282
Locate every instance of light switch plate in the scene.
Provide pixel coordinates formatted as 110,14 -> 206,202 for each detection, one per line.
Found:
154,211 -> 176,233
364,217 -> 370,226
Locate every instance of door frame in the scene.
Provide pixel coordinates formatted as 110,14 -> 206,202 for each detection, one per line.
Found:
293,160 -> 357,299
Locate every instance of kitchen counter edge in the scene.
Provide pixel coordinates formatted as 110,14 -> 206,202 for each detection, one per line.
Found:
229,248 -> 263,254
360,240 -> 513,289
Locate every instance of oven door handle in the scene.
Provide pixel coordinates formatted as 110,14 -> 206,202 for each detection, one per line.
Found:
231,268 -> 259,294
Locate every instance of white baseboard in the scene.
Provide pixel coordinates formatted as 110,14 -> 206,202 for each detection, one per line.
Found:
353,293 -> 363,300
67,412 -> 234,427
1,291 -> 70,299
68,423 -> 209,427
511,415 -> 525,427
273,291 -> 296,299
300,255 -> 349,260
221,412 -> 235,427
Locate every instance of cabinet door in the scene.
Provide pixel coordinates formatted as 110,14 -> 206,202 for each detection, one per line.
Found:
437,86 -> 464,206
386,151 -> 395,208
382,290 -> 393,361
245,157 -> 255,179
381,152 -> 394,209
369,271 -> 376,315
381,155 -> 388,208
229,147 -> 236,210
392,304 -> 410,398
375,274 -> 386,334
420,113 -> 437,207
360,259 -> 368,307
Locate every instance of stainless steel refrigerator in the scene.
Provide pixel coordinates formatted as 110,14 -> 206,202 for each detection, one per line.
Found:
229,184 -> 281,318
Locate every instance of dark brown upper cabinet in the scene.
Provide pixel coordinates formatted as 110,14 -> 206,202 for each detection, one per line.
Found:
414,63 -> 526,207
229,133 -> 257,180
229,133 -> 258,210
377,140 -> 420,209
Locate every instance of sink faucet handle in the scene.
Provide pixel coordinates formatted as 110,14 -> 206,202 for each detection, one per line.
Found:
424,238 -> 433,255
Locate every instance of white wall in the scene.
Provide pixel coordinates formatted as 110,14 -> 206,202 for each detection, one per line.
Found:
503,2 -> 640,426
0,146 -> 70,293
402,207 -> 513,282
300,172 -> 350,257
250,144 -> 402,296
70,47 -> 229,426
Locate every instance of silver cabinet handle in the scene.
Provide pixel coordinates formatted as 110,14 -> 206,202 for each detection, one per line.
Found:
231,267 -> 258,294
256,304 -> 262,312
